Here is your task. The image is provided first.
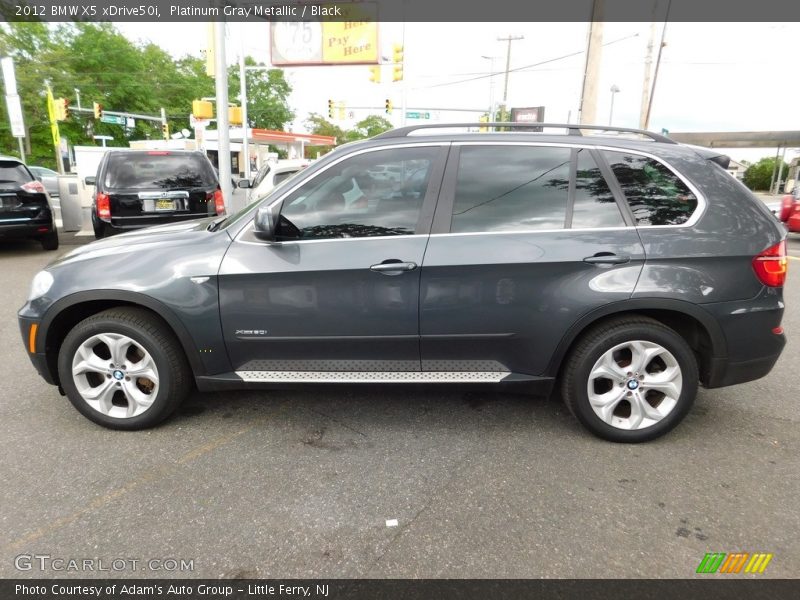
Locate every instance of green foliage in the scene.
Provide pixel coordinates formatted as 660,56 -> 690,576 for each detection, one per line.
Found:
0,23 -> 293,168
304,113 -> 393,158
743,157 -> 791,191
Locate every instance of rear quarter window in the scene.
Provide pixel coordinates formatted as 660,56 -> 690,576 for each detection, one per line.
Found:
103,153 -> 216,189
603,151 -> 698,226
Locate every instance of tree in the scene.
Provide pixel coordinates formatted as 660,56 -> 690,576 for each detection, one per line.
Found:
227,57 -> 294,130
743,157 -> 791,191
304,113 -> 345,158
344,115 -> 393,141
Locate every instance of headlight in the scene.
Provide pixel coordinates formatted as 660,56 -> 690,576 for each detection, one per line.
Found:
28,270 -> 54,301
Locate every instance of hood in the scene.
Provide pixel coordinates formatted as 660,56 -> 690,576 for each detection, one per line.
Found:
49,217 -> 225,269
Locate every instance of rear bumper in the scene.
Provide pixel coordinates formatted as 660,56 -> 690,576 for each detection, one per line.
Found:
102,213 -> 211,231
702,287 -> 786,388
0,218 -> 55,239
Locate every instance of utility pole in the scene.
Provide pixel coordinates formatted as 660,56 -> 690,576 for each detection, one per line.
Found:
497,34 -> 523,122
639,19 -> 657,129
578,0 -> 604,125
214,21 -> 232,211
643,0 -> 672,130
481,55 -> 499,121
239,29 -> 250,180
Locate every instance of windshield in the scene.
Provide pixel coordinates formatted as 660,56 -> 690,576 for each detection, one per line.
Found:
104,153 -> 216,189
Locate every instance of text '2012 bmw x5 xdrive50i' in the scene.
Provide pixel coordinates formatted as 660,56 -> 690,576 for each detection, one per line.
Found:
18,124 -> 787,442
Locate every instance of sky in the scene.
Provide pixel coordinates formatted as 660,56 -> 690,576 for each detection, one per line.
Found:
115,20 -> 800,164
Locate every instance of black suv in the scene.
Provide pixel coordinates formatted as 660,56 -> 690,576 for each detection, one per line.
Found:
0,156 -> 58,251
18,124 -> 787,442
87,149 -> 224,238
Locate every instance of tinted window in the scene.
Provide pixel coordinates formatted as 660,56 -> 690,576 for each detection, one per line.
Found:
273,170 -> 298,186
251,164 -> 270,188
277,147 -> 438,240
451,146 -> 570,233
104,153 -> 216,189
0,161 -> 34,185
603,151 -> 697,226
572,149 -> 624,228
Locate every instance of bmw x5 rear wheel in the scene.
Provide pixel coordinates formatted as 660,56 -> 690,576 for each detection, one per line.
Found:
561,316 -> 698,443
57,308 -> 190,429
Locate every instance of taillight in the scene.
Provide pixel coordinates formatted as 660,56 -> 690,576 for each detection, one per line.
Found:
779,195 -> 794,222
214,188 -> 225,215
21,181 -> 46,194
96,192 -> 111,219
752,240 -> 788,287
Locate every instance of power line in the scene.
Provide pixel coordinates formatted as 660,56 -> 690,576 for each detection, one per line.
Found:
420,33 -> 639,90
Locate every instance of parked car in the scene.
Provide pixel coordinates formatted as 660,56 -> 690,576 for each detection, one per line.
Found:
778,188 -> 800,232
19,123 -> 787,442
87,149 -> 224,239
240,159 -> 308,203
1,156 -> 58,250
28,165 -> 60,198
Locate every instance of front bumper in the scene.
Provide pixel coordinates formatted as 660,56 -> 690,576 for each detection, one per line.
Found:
18,316 -> 55,385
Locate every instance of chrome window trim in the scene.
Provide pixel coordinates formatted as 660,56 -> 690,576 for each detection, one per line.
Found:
232,142 -> 449,245
451,140 -> 707,229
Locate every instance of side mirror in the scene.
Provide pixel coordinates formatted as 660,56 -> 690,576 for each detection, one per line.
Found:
237,179 -> 251,189
84,176 -> 96,186
254,203 -> 279,242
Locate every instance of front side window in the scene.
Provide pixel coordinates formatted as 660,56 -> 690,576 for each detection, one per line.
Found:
276,147 -> 438,240
451,146 -> 571,233
603,151 -> 698,226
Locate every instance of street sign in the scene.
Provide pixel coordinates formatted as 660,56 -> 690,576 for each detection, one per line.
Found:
101,114 -> 127,125
4,94 -> 25,137
126,117 -> 135,128
406,111 -> 430,120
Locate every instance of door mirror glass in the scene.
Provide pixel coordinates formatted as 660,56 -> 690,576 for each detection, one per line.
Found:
84,176 -> 96,186
237,179 -> 251,189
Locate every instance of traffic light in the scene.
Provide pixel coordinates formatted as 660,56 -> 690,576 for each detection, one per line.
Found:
93,102 -> 103,119
337,102 -> 345,120
385,99 -> 393,114
161,122 -> 169,140
479,114 -> 489,132
54,98 -> 69,121
392,44 -> 404,82
368,65 -> 381,83
328,99 -> 335,119
192,99 -> 213,119
228,106 -> 243,125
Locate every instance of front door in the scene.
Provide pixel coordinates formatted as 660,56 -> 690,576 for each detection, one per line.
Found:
219,144 -> 447,377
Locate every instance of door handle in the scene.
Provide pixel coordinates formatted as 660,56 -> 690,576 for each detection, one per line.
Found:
370,261 -> 418,274
583,253 -> 630,265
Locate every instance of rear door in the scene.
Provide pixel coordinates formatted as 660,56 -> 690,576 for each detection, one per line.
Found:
0,160 -> 48,225
420,143 -> 646,376
103,152 -> 216,227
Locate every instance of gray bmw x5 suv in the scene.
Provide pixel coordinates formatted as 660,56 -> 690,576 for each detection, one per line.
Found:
18,123 -> 787,442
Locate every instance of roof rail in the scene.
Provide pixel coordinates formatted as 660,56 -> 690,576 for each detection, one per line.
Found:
372,122 -> 677,144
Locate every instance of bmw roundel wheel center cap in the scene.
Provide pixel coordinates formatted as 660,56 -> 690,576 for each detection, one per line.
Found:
113,370 -> 125,381
626,379 -> 639,390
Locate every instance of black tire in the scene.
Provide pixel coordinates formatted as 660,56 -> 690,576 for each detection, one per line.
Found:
561,316 -> 698,443
40,229 -> 59,251
57,307 -> 191,430
92,212 -> 110,239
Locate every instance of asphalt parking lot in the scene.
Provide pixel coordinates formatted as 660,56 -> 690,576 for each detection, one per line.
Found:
1,232 -> 798,579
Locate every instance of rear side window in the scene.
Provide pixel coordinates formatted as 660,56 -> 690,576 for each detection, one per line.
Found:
103,153 -> 216,189
0,161 -> 34,185
603,151 -> 697,226
273,170 -> 298,186
572,149 -> 624,228
451,146 -> 571,233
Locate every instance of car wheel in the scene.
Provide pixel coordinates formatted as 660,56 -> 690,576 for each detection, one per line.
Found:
57,308 -> 191,430
92,212 -> 109,239
561,316 -> 698,443
40,229 -> 59,251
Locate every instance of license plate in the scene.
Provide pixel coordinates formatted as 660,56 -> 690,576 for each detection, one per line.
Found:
155,199 -> 175,211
